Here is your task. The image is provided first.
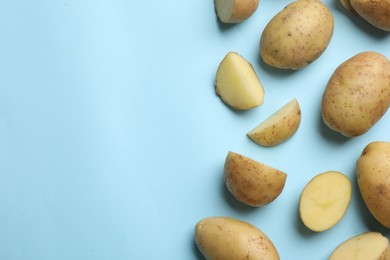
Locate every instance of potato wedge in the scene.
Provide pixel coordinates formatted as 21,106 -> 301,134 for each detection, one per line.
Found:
216,52 -> 264,110
215,0 -> 259,23
224,151 -> 287,207
299,171 -> 352,232
247,99 -> 301,147
329,232 -> 390,260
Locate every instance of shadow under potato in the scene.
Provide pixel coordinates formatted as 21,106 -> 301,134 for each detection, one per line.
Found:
317,109 -> 351,144
220,174 -> 260,214
332,0 -> 390,39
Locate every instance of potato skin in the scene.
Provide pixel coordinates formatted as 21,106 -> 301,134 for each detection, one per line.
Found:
260,0 -> 334,69
224,152 -> 287,207
322,51 -> 390,137
356,142 -> 390,228
195,217 -> 280,260
351,0 -> 390,31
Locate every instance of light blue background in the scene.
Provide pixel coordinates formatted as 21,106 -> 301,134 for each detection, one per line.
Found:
0,0 -> 389,259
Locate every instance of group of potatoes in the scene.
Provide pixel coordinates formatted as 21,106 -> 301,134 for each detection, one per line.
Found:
194,0 -> 390,259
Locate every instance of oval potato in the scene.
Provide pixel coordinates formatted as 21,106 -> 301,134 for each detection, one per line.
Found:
356,141 -> 390,228
195,216 -> 280,260
260,0 -> 334,69
322,51 -> 390,137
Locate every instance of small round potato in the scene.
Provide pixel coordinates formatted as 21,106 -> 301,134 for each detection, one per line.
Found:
356,142 -> 390,228
224,151 -> 287,207
322,51 -> 390,137
260,0 -> 334,69
195,216 -> 280,260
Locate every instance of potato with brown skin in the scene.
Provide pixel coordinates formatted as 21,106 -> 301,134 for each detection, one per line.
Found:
329,232 -> 390,260
356,141 -> 390,228
195,216 -> 280,260
351,0 -> 390,31
224,151 -> 287,207
247,99 -> 301,147
260,0 -> 334,70
215,0 -> 259,23
322,51 -> 390,137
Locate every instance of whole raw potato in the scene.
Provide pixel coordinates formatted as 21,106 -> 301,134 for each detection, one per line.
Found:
260,0 -> 334,69
356,142 -> 390,228
322,51 -> 390,137
195,216 -> 280,260
351,0 -> 390,31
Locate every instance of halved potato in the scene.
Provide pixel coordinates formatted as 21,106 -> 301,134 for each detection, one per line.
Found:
329,232 -> 390,260
247,99 -> 301,147
224,151 -> 287,207
299,171 -> 352,232
215,0 -> 259,23
216,52 -> 264,110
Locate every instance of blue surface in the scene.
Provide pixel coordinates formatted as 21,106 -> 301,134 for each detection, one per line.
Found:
0,0 -> 389,259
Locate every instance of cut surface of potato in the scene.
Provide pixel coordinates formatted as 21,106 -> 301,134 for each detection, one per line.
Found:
216,52 -> 264,110
224,151 -> 287,207
247,99 -> 301,146
329,232 -> 390,260
215,0 -> 259,23
299,171 -> 352,232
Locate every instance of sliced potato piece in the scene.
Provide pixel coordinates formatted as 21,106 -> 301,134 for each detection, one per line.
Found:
216,52 -> 264,110
215,0 -> 259,23
247,99 -> 301,147
224,151 -> 287,207
299,171 -> 352,232
329,232 -> 390,260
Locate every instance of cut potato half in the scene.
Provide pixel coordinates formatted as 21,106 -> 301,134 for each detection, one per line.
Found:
224,151 -> 287,207
215,0 -> 259,23
216,52 -> 264,110
329,232 -> 390,260
247,99 -> 301,146
299,171 -> 352,232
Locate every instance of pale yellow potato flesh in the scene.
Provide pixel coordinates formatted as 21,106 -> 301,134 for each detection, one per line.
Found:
299,171 -> 352,232
247,99 -> 301,147
224,151 -> 287,207
216,51 -> 264,110
329,232 -> 390,260
195,216 -> 280,260
215,0 -> 259,23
